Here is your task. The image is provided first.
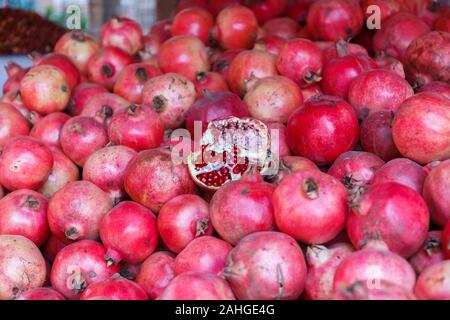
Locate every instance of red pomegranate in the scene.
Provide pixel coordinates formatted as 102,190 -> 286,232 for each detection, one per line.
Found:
30,112 -> 70,149
81,92 -> 129,126
415,261 -> 450,300
410,231 -> 445,275
194,71 -> 229,97
423,160 -> 450,227
254,35 -> 286,56
100,17 -> 144,55
284,0 -> 316,24
0,102 -> 30,148
444,223 -> 450,259
434,11 -> 450,32
2,62 -> 28,94
375,55 -> 406,78
211,49 -> 244,78
418,81 -> 450,100
81,278 -> 148,301
16,288 -> 65,300
243,0 -> 287,24
42,235 -> 67,263
68,83 -> 108,116
149,19 -> 172,43
262,17 -> 298,40
361,0 -> 413,24
172,7 -> 214,43
321,42 -> 369,64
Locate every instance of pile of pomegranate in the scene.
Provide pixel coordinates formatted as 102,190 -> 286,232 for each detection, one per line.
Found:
0,0 -> 449,301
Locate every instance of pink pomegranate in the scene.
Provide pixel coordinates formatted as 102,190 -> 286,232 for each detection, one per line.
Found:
194,71 -> 229,97
30,112 -> 70,149
415,261 -> 450,300
100,17 -> 143,55
423,160 -> 450,227
418,81 -> 450,100
17,288 -> 65,300
334,280 -> 417,300
81,92 -> 129,125
375,55 -> 406,78
81,278 -> 147,301
2,62 -> 28,94
0,102 -> 30,148
0,91 -> 32,121
172,7 -> 214,43
262,17 -> 299,40
42,235 -> 67,263
68,83 -> 108,116
410,231 -> 445,275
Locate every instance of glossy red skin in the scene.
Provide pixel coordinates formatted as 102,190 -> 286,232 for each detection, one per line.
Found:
38,149 -> 80,199
0,102 -> 30,148
83,146 -> 137,204
68,83 -> 108,116
262,17 -> 298,40
48,181 -> 113,243
0,235 -> 46,300
415,261 -> 450,300
33,53 -> 81,90
404,31 -> 450,87
113,63 -> 162,104
185,91 -> 249,136
100,17 -> 143,55
418,81 -> 450,100
410,231 -> 445,275
0,137 -> 53,191
444,223 -> 450,259
55,31 -> 100,75
328,151 -> 385,193
371,158 -> 427,193
81,92 -> 129,126
334,280 -> 417,300
423,160 -> 450,227
158,194 -> 213,253
224,231 -> 306,300
2,63 -> 28,94
60,116 -> 109,167
244,0 -> 287,24
304,244 -> 354,300
212,6 -> 258,50
211,49 -> 244,78
254,35 -> 286,56
321,42 -> 369,64
307,0 -> 364,41
348,183 -> 430,258
17,288 -> 65,300
227,49 -> 278,96
137,252 -> 175,300
194,71 -> 229,97
50,240 -> 120,300
87,46 -> 134,90
142,73 -> 197,129
158,36 -> 210,82
100,201 -> 158,265
42,235 -> 67,262
392,93 -> 450,165
375,55 -> 405,78
30,112 -> 70,149
108,105 -> 164,152
276,39 -> 323,88
158,272 -> 235,300
81,278 -> 147,301
124,149 -> 195,213
287,95 -> 359,166
172,7 -> 214,43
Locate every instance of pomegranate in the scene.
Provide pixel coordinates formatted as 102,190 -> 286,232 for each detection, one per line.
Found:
434,11 -> 450,32
276,39 -> 323,88
30,112 -> 70,149
50,240 -> 120,300
142,73 -> 197,129
0,90 -> 32,121
361,0 -> 412,24
444,223 -> 450,259
262,17 -> 298,40
143,34 -> 162,57
124,149 -> 195,212
149,19 -> 172,43
158,273 -> 235,300
172,7 -> 214,43
20,65 -> 71,115
81,278 -> 147,301
423,160 -> 450,227
268,156 -> 319,185
0,235 -> 46,300
16,288 -> 65,300
287,95 -> 359,166
301,83 -> 322,101
194,71 -> 229,97
0,137 -> 53,191
415,261 -> 450,300
334,280 -> 417,300
2,62 -> 28,94
67,83 -> 108,116
375,55 -> 406,78
100,17 -> 143,55
81,92 -> 129,125
392,93 -> 450,165
254,35 -> 286,56
207,0 -> 240,16
243,0 -> 287,24
304,244 -> 354,300
42,235 -> 67,263
321,42 -> 369,64
136,252 -> 175,300
48,181 -> 113,243
410,231 -> 445,275
418,81 -> 450,100
211,49 -> 244,78
0,102 -> 30,148
55,31 -> 100,75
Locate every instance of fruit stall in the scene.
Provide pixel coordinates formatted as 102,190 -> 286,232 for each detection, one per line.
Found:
0,0 -> 449,304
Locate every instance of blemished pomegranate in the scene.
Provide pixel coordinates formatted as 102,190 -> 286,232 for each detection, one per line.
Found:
307,0 -> 364,41
348,69 -> 414,120
158,272 -> 236,300
244,75 -> 303,124
276,39 -> 323,88
0,102 -> 30,148
172,7 -> 215,43
371,158 -> 427,193
410,231 -> 445,275
0,235 -> 47,300
415,261 -> 450,300
42,235 -> 67,263
124,148 -> 195,212
83,146 -> 137,203
100,17 -> 144,55
254,35 -> 286,57
304,243 -> 354,300
0,137 -> 53,191
2,62 -> 28,94
423,160 -> 450,228
136,252 -> 175,300
55,31 -> 100,75
30,112 -> 70,149
375,55 -> 406,79
48,181 -> 113,243
392,93 -> 450,165
211,49 -> 244,78
224,231 -> 306,300
194,71 -> 229,97
142,73 -> 197,129
348,183 -> 430,258
157,194 -> 213,253
81,92 -> 129,126
16,288 -> 65,300
334,280 -> 417,300
287,95 -> 359,166
67,83 -> 108,116
50,240 -> 120,300
418,81 -> 450,100
81,278 -> 148,301
0,189 -> 49,246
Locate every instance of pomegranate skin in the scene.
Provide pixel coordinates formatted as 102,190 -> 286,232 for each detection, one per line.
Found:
3,62 -> 28,95
254,35 -> 286,56
348,183 -> 430,258
158,273 -> 235,300
375,55 -> 406,78
50,240 -> 120,300
81,278 -> 148,301
334,280 -> 417,300
360,0 -> 412,24
321,42 -> 369,64
410,231 -> 445,275
172,7 -> 214,43
287,95 -> 359,166
0,137 -> 53,191
136,252 -> 175,300
418,81 -> 450,100
444,223 -> 450,259
211,49 -> 244,78
360,111 -> 402,162
30,112 -> 71,149
100,17 -> 143,55
224,231 -> 306,300
124,149 -> 195,213
68,83 -> 108,116
100,201 -> 158,265
244,0 -> 287,24
304,244 -> 354,300
392,93 -> 450,165
48,181 -> 113,243
158,194 -> 213,253
348,69 -> 414,120
194,71 -> 229,97
0,235 -> 46,300
16,288 -> 65,300
415,261 -> 450,300
81,92 -> 129,126
371,158 -> 427,193
423,160 -> 450,227
42,235 -> 67,263
0,102 -> 30,148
